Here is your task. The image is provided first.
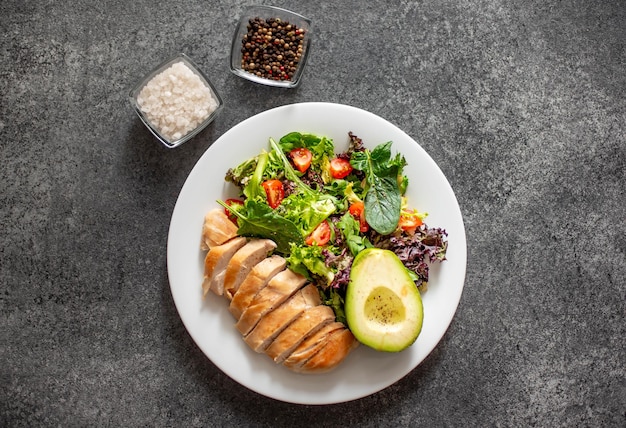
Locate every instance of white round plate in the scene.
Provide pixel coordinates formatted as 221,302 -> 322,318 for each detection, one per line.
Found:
167,102 -> 467,405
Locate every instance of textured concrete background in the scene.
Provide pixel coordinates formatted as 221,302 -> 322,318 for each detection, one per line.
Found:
1,0 -> 624,426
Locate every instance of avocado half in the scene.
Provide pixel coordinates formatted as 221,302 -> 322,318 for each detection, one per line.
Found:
345,248 -> 423,352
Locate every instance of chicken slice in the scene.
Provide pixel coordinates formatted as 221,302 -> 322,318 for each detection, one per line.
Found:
294,328 -> 359,374
229,255 -> 287,320
223,238 -> 277,300
244,284 -> 321,353
265,304 -> 336,364
200,208 -> 239,250
202,236 -> 247,297
281,322 -> 346,371
235,269 -> 307,336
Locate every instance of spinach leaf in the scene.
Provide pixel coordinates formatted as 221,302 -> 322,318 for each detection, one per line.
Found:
279,132 -> 334,160
279,132 -> 319,151
217,199 -> 303,254
369,141 -> 393,174
350,142 -> 404,235
349,150 -> 369,172
365,169 -> 401,235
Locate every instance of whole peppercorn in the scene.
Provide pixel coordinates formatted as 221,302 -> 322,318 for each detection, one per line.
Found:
240,17 -> 306,82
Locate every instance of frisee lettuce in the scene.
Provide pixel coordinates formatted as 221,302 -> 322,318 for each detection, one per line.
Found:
269,137 -> 339,236
287,243 -> 335,287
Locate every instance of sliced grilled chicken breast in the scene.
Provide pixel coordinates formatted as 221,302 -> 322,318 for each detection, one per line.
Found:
265,304 -> 336,364
229,255 -> 287,320
244,284 -> 321,353
223,238 -> 277,300
236,269 -> 307,336
295,328 -> 358,374
200,208 -> 238,250
282,322 -> 346,371
200,212 -> 358,374
202,236 -> 247,297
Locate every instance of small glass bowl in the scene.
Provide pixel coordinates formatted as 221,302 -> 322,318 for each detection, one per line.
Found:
230,6 -> 312,88
129,53 -> 224,149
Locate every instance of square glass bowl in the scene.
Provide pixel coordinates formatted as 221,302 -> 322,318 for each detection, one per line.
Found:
129,53 -> 224,149
230,6 -> 312,88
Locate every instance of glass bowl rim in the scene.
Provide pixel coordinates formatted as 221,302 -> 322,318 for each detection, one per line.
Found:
229,6 -> 313,88
129,53 -> 224,148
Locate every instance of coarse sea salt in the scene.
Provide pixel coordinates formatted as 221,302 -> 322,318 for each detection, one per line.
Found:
137,61 -> 217,142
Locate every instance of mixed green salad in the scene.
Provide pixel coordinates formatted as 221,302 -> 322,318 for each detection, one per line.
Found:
218,131 -> 448,323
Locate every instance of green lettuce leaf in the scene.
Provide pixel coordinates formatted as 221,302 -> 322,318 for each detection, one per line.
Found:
320,287 -> 347,324
337,212 -> 371,256
218,199 -> 302,254
270,137 -> 339,235
286,244 -> 335,287
242,151 -> 269,200
280,192 -> 337,236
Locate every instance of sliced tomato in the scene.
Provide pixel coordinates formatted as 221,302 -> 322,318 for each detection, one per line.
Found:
305,220 -> 331,246
329,157 -> 353,179
290,147 -> 313,173
262,179 -> 285,209
223,198 -> 244,223
348,201 -> 369,233
398,209 -> 423,234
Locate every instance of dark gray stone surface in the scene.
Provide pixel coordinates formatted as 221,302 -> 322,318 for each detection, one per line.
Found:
1,0 -> 624,426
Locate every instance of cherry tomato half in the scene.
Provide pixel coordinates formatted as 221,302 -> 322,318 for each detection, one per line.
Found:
305,220 -> 331,246
262,179 -> 285,209
290,147 -> 313,173
398,209 -> 423,234
223,198 -> 244,223
329,157 -> 353,179
348,201 -> 369,233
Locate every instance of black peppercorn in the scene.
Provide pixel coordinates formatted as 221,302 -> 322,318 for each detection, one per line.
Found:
240,17 -> 306,82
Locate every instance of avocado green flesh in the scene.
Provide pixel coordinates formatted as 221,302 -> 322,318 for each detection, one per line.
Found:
345,248 -> 423,352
